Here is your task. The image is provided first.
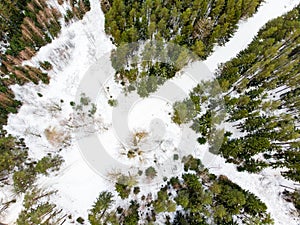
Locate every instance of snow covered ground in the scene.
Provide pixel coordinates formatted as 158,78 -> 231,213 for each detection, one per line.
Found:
1,0 -> 300,224
202,153 -> 300,225
205,0 -> 300,71
2,0 -> 115,222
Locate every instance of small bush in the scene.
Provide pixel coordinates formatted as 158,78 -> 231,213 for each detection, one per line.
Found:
39,61 -> 52,70
108,99 -> 118,107
76,217 -> 85,224
133,186 -> 140,195
145,166 -> 157,179
173,154 -> 179,160
197,137 -> 207,144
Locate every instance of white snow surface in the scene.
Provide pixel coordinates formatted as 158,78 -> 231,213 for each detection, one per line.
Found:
2,0 -> 115,223
1,0 -> 300,224
205,0 -> 300,72
202,153 -> 300,225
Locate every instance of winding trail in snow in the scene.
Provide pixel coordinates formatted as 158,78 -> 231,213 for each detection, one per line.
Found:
172,0 -> 300,224
205,0 -> 300,71
194,0 -> 300,224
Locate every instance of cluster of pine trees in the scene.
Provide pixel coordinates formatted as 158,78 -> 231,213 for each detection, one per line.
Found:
88,155 -> 273,224
173,5 -> 300,181
0,129 -> 63,193
103,0 -> 263,59
110,41 -> 193,97
16,188 -> 66,225
170,4 -> 300,212
0,0 -> 91,128
1,0 -> 90,57
0,0 -> 90,220
103,0 -> 264,98
216,5 -> 300,181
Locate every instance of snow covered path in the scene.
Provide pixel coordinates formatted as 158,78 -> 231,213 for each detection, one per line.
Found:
205,0 -> 300,71
199,0 -> 300,224
1,0 -> 300,224
202,153 -> 300,225
177,0 -> 300,92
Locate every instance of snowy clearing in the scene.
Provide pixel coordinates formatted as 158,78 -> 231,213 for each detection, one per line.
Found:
1,0 -> 300,224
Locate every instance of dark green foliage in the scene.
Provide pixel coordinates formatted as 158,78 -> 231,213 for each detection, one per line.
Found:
281,150 -> 300,182
182,154 -> 203,172
91,158 -> 273,224
213,6 -> 300,180
13,168 -> 36,193
0,132 -> 62,194
197,137 -> 207,144
217,6 -> 300,91
2,1 -> 55,56
104,0 -> 263,58
88,191 -> 115,225
172,80 -> 225,149
13,154 -> 63,193
153,189 -> 177,213
76,217 -> 85,224
170,176 -> 180,188
114,44 -> 180,97
105,0 -> 263,97
39,61 -> 53,70
123,200 -> 140,225
16,188 -> 64,225
173,154 -> 179,160
172,211 -> 208,225
174,190 -> 190,208
191,111 -> 212,136
1,0 -> 90,56
237,159 -> 269,173
0,133 -> 28,181
108,99 -> 118,107
212,176 -> 273,224
0,0 -> 91,121
170,173 -> 273,225
176,5 -> 300,181
145,166 -> 157,179
220,136 -> 271,160
0,80 -> 22,128
34,154 -> 63,175
89,197 -> 140,224
133,186 -> 140,195
64,9 -> 75,23
0,0 -> 30,55
115,183 -> 131,199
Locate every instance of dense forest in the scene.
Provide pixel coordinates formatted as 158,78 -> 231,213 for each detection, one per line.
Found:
172,4 -> 300,210
173,4 -> 300,180
88,155 -> 273,224
102,0 -> 263,58
0,0 -> 91,217
16,188 -> 66,224
102,0 -> 264,97
218,5 -> 300,180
